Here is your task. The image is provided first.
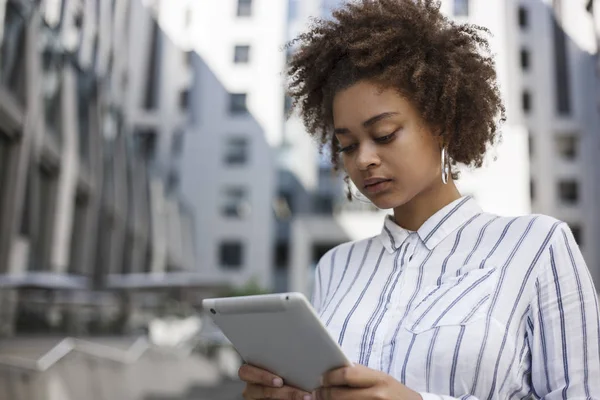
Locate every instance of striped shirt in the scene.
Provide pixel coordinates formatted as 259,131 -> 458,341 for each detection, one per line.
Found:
311,196 -> 600,400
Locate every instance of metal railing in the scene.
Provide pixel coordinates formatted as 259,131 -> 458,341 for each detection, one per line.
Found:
0,336 -> 222,400
0,336 -> 150,372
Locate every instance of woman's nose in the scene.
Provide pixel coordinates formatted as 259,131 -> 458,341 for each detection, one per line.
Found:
355,142 -> 380,170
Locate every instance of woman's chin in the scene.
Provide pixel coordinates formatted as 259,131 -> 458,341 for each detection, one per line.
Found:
368,196 -> 399,211
367,191 -> 411,211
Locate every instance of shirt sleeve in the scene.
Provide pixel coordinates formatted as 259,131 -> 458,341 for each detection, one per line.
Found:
527,222 -> 600,399
310,260 -> 323,312
310,247 -> 337,314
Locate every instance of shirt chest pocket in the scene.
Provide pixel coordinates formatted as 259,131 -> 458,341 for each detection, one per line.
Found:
404,266 -> 498,334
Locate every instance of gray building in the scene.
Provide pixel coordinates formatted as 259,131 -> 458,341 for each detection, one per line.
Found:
0,0 -> 204,337
159,0 -> 287,291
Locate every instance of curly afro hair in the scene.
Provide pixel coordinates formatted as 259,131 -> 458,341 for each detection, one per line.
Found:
285,0 -> 506,177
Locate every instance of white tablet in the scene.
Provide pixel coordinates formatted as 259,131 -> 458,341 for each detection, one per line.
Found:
202,292 -> 351,392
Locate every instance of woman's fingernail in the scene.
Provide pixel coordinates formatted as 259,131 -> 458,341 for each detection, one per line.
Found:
272,377 -> 283,387
303,395 -> 313,400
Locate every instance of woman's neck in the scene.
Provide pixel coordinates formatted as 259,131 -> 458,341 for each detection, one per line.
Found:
392,180 -> 462,232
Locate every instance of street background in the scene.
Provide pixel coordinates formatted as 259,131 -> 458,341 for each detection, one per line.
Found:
0,0 -> 599,398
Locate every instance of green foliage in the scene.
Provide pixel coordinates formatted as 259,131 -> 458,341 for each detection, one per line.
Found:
222,277 -> 270,297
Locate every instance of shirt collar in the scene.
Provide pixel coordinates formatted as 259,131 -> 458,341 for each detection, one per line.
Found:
378,196 -> 482,253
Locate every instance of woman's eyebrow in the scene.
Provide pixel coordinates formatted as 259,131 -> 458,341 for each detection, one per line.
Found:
334,111 -> 399,135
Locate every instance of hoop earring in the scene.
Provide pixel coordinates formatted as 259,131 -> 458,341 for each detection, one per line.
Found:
441,147 -> 450,185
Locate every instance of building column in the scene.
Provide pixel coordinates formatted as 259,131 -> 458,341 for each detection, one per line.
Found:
0,289 -> 17,336
0,8 -> 45,337
49,65 -> 78,274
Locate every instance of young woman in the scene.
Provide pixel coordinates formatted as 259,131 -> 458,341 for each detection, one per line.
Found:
239,1 -> 600,399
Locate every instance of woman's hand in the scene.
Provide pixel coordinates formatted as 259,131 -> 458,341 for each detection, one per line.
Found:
238,363 -> 314,400
314,364 -> 422,400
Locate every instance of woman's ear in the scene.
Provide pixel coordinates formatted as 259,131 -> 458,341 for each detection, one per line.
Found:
434,128 -> 445,148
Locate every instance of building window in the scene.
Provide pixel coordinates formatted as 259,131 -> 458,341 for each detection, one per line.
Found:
42,39 -> 63,144
454,0 -> 469,17
179,89 -> 190,110
230,93 -> 248,114
166,169 -> 180,194
552,16 -> 571,115
220,241 -> 244,269
184,51 -> 193,67
144,19 -> 161,110
0,134 -> 8,180
0,1 -> 27,105
522,91 -> 532,113
275,242 -> 289,269
237,0 -> 252,17
555,133 -> 578,160
133,128 -> 158,163
68,192 -> 89,275
234,45 -> 251,64
312,243 -> 337,265
530,179 -> 535,202
32,165 -> 59,272
0,135 -> 12,249
528,133 -> 534,157
569,224 -> 583,245
77,71 -> 93,165
558,180 -> 578,204
18,164 -> 32,237
313,193 -> 334,214
518,6 -> 528,28
224,137 -> 249,165
520,48 -> 530,70
171,129 -> 184,156
222,187 -> 250,218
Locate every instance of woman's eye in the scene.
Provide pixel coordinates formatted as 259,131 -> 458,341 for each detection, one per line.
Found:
339,143 -> 357,154
338,131 -> 397,154
375,132 -> 396,143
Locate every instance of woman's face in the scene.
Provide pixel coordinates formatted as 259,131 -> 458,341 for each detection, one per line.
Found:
332,80 -> 444,210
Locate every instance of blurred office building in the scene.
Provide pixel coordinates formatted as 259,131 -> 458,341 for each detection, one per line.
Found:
163,0 -> 285,291
0,0 -> 206,338
0,0 -> 598,338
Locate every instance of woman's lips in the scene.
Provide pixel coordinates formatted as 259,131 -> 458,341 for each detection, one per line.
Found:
363,179 -> 392,194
